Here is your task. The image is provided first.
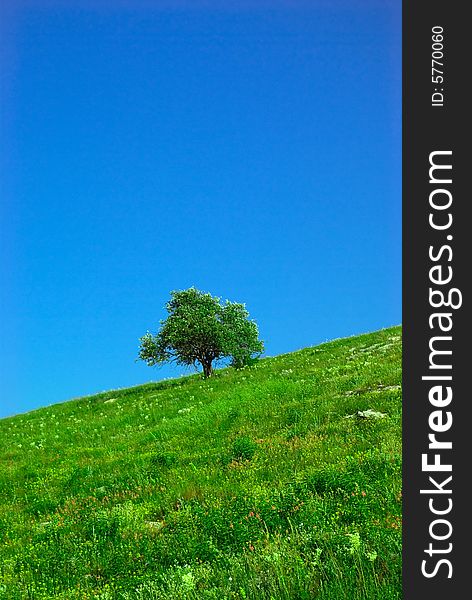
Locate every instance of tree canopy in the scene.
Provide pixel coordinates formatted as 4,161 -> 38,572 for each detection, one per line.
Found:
138,288 -> 264,377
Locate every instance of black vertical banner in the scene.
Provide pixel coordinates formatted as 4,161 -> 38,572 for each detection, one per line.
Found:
403,2 -> 469,599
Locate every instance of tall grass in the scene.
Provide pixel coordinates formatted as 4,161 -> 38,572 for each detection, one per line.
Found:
0,326 -> 402,599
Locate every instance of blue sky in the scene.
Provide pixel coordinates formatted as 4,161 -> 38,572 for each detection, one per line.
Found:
0,1 -> 401,418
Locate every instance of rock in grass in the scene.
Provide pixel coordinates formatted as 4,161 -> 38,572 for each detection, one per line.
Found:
145,520 -> 165,532
345,409 -> 387,420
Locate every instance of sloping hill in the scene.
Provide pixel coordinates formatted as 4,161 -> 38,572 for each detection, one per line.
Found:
0,326 -> 402,600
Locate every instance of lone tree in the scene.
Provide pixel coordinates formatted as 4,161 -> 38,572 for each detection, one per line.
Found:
138,287 -> 264,378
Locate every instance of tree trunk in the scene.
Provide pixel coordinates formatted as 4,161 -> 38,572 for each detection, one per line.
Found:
201,358 -> 213,378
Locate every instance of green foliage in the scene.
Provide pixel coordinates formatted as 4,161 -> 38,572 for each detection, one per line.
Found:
138,287 -> 264,377
0,326 -> 402,599
231,436 -> 258,462
151,451 -> 177,468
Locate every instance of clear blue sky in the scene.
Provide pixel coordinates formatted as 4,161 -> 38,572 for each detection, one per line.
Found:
1,0 -> 401,418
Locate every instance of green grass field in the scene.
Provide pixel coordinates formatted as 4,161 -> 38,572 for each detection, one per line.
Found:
0,326 -> 402,599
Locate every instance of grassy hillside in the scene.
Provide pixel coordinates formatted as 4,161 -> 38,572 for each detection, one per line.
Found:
0,326 -> 402,600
